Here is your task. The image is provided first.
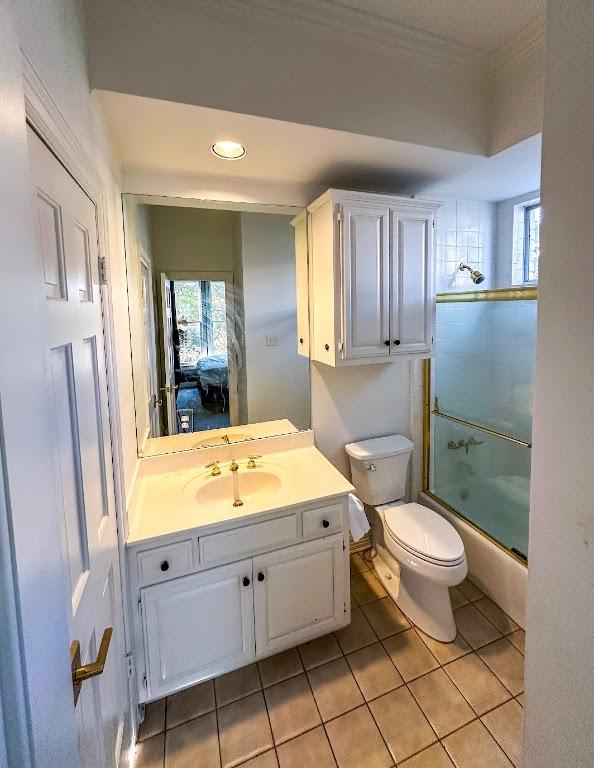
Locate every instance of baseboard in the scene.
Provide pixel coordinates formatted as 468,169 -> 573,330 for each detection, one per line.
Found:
349,533 -> 372,554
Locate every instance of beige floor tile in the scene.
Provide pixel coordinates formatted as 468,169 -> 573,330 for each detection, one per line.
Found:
335,608 -> 377,654
264,673 -> 321,745
215,663 -> 261,707
444,653 -> 511,716
449,587 -> 469,610
350,571 -> 387,605
134,733 -> 165,768
382,628 -> 439,682
362,596 -> 410,639
238,751 -> 279,768
346,642 -> 403,701
507,629 -> 526,655
307,657 -> 364,721
455,604 -> 502,649
276,726 -> 337,768
478,639 -> 524,695
325,705 -> 392,768
165,712 -> 219,768
217,691 -> 273,768
475,598 -> 519,635
167,680 -> 215,729
139,699 -> 166,741
350,553 -> 370,575
415,629 -> 471,665
516,693 -> 525,707
482,699 -> 524,767
408,668 -> 475,738
443,719 -> 513,767
399,742 -> 455,768
298,633 -> 342,670
258,648 -> 303,688
457,578 -> 484,602
369,686 -> 437,763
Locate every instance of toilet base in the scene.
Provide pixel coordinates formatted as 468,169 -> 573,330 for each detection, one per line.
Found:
372,545 -> 458,642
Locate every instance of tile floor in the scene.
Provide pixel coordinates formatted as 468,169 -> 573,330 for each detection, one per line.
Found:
134,552 -> 525,768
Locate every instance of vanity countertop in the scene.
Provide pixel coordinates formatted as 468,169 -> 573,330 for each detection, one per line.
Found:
127,444 -> 354,545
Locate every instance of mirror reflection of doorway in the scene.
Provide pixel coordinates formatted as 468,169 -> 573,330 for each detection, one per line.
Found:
161,275 -> 236,435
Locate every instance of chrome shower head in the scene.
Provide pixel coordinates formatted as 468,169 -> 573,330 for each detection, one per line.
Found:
459,263 -> 485,284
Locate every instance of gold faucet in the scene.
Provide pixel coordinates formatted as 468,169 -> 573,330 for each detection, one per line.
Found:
205,461 -> 221,476
247,455 -> 262,469
229,459 -> 239,472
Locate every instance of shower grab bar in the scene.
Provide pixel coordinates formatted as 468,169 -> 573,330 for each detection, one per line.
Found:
431,408 -> 532,449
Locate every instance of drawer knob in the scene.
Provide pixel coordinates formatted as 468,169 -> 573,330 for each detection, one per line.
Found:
242,576 -> 251,587
394,339 -> 401,346
322,519 -> 330,528
160,561 -> 169,572
324,344 -> 330,351
257,572 -> 265,582
299,337 -> 304,344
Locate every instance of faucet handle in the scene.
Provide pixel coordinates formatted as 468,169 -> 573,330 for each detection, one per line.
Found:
205,461 -> 221,476
247,455 -> 262,469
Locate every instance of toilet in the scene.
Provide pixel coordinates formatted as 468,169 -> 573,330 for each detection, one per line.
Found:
346,434 -> 467,642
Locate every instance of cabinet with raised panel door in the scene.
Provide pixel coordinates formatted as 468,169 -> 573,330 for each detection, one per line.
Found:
304,189 -> 439,367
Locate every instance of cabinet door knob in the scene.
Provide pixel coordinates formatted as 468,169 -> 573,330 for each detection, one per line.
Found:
242,576 -> 251,587
322,519 -> 330,528
299,337 -> 304,344
384,340 -> 390,346
393,339 -> 401,345
160,561 -> 169,572
324,344 -> 330,351
257,572 -> 265,582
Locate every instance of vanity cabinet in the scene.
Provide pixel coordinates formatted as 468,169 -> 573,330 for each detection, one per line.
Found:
305,189 -> 440,367
129,499 -> 349,702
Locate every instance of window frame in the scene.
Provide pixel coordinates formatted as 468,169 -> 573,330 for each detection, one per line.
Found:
523,202 -> 541,284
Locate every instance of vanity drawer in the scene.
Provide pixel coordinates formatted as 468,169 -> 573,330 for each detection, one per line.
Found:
137,540 -> 194,585
200,515 -> 297,565
302,503 -> 343,539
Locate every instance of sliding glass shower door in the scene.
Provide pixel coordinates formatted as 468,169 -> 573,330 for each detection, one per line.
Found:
424,288 -> 537,561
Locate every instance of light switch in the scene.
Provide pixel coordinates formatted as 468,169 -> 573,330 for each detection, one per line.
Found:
265,334 -> 278,346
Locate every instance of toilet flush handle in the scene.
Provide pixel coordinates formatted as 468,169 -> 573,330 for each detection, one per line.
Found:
366,464 -> 377,472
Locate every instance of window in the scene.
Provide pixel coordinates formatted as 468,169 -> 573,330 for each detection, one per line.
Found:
523,203 -> 541,283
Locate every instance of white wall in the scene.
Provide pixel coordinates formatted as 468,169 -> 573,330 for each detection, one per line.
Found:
239,212 -> 310,430
524,2 -> 594,765
494,190 -> 540,287
311,360 -> 411,477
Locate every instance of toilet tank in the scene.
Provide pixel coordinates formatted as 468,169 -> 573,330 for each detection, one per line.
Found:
345,435 -> 414,505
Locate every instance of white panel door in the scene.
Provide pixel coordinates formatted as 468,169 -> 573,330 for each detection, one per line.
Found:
253,535 -> 345,657
160,273 -> 177,435
142,560 -> 255,699
27,127 -> 125,767
390,209 -> 433,355
341,204 -> 390,359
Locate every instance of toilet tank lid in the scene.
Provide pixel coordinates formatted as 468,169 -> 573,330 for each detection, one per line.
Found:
345,435 -> 414,461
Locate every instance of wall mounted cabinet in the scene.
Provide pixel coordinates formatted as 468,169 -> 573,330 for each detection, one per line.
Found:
304,189 -> 440,367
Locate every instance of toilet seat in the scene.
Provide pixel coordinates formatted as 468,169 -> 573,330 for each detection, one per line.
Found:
381,502 -> 465,566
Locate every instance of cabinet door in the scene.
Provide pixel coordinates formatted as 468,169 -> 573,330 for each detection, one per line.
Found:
390,209 -> 433,355
253,534 -> 345,657
341,204 -> 390,359
142,559 -> 255,699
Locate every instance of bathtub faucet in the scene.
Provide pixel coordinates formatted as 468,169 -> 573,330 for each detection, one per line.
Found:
447,437 -> 484,455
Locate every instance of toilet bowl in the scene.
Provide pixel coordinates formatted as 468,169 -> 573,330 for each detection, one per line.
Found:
345,435 -> 467,642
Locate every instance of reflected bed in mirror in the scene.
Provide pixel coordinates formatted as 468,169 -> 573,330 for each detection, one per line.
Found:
123,194 -> 311,456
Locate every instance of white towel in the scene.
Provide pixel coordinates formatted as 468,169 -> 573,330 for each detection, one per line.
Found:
348,494 -> 370,542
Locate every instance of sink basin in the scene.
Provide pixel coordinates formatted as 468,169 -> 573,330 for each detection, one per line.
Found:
184,468 -> 284,509
192,433 -> 255,448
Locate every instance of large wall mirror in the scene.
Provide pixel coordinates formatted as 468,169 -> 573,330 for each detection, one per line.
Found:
123,195 -> 311,456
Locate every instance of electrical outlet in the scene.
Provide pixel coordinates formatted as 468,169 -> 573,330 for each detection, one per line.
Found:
265,334 -> 278,346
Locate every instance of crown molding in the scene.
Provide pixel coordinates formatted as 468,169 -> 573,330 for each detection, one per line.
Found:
200,0 -> 490,73
491,14 -> 546,78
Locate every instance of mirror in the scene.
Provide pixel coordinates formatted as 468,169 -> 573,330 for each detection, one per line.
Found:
122,195 -> 311,456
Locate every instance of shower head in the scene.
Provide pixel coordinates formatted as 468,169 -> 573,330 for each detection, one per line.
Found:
459,263 -> 485,284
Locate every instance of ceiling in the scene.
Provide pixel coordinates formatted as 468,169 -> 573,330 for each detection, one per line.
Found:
331,0 -> 545,52
98,91 -> 540,203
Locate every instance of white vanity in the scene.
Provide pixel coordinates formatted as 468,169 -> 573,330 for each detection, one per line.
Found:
126,431 -> 353,703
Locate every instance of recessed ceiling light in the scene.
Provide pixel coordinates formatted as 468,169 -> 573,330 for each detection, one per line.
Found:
211,140 -> 246,160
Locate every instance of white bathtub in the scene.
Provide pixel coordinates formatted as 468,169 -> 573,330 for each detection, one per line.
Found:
420,490 -> 527,628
